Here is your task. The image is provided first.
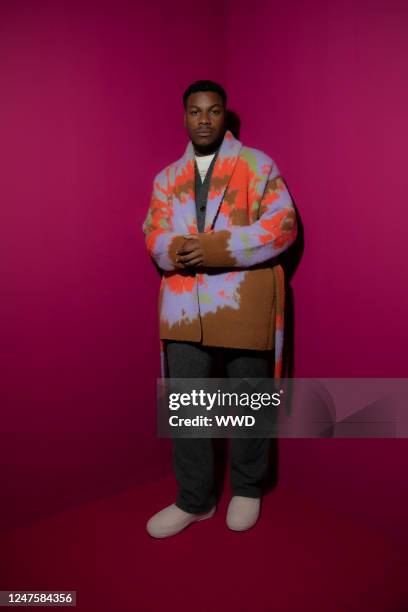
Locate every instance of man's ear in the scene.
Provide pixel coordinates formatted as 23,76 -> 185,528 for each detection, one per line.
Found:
183,112 -> 187,128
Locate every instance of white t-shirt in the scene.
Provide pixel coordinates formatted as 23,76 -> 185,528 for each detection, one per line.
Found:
195,153 -> 216,182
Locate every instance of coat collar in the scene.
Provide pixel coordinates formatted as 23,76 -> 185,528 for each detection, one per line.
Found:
174,129 -> 242,233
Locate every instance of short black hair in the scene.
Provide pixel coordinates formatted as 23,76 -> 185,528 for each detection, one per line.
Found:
183,80 -> 227,109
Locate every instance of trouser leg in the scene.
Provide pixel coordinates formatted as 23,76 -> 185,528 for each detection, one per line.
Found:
224,348 -> 273,498
165,340 -> 217,514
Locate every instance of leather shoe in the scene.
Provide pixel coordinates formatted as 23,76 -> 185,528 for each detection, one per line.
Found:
146,503 -> 216,539
226,496 -> 261,531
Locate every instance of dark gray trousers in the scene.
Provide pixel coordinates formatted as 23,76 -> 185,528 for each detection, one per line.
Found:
165,340 -> 272,514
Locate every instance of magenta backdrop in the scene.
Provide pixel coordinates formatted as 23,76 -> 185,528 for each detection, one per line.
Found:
224,0 -> 408,542
1,0 -> 407,541
0,0 -> 226,531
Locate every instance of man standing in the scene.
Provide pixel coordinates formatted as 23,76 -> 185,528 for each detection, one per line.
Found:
142,80 -> 297,538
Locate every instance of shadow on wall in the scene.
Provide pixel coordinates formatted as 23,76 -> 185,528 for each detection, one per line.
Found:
225,109 -> 241,139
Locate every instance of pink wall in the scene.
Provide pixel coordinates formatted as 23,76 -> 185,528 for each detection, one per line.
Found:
225,0 -> 408,541
225,0 -> 408,377
0,0 -> 225,531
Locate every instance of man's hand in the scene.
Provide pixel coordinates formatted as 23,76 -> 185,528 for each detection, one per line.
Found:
176,234 -> 205,268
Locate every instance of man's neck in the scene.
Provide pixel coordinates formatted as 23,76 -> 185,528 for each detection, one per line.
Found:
195,150 -> 216,158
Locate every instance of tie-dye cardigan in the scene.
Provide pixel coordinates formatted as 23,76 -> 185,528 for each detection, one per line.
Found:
142,129 -> 298,383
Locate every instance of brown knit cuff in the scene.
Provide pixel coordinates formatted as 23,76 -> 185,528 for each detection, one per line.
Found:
197,231 -> 236,267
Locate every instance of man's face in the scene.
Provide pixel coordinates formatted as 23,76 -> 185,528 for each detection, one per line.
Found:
184,91 -> 226,148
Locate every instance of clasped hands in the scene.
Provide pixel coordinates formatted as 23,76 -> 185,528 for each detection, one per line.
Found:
175,234 -> 205,268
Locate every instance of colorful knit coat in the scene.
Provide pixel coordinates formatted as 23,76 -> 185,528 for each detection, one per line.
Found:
142,129 -> 298,383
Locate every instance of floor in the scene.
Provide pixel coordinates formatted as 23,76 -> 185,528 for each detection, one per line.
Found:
1,474 -> 406,611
